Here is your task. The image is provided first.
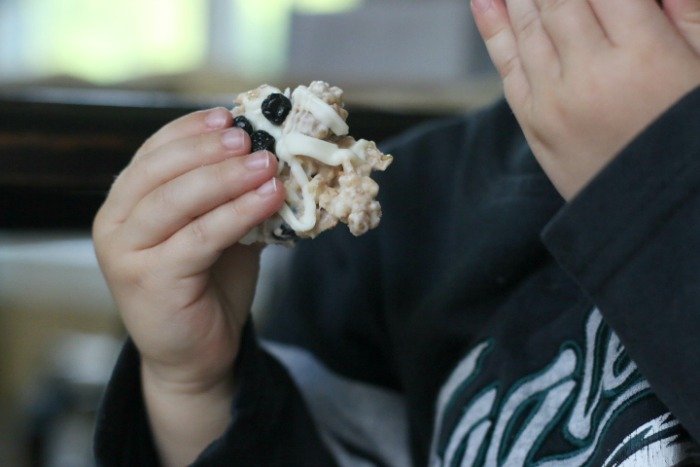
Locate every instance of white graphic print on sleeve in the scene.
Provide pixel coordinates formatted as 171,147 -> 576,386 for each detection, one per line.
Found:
602,413 -> 698,466
429,308 -> 697,467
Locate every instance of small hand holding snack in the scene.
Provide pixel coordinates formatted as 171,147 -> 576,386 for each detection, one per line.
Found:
92,108 -> 286,465
92,83 -> 390,465
471,0 -> 700,200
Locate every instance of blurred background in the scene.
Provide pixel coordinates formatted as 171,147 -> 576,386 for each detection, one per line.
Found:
0,0 -> 499,465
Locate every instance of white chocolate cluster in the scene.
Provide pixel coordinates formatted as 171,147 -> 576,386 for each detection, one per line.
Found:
234,81 -> 392,245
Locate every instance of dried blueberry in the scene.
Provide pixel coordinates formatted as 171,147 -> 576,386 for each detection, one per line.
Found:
273,223 -> 298,241
251,130 -> 276,153
233,116 -> 254,135
261,93 -> 292,125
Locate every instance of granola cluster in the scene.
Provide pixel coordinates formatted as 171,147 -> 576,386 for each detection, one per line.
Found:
234,82 -> 392,245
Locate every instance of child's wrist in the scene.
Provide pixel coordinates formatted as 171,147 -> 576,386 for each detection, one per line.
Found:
140,356 -> 237,399
141,358 -> 237,465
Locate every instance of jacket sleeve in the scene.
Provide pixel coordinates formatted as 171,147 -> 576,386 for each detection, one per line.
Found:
93,130 -> 419,466
93,322 -> 337,466
541,86 -> 700,442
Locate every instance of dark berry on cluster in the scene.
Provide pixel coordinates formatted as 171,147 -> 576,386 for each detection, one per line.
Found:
261,93 -> 292,125
233,116 -> 254,135
251,130 -> 276,153
273,223 -> 298,241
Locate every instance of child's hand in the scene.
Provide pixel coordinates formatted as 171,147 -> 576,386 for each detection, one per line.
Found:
664,0 -> 700,55
93,108 -> 285,393
472,0 -> 700,200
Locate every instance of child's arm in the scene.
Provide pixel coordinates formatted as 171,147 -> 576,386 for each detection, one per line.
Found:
92,108 -> 286,466
540,86 -> 700,443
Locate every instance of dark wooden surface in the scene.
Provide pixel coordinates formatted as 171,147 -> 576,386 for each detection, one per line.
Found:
0,88 -> 446,229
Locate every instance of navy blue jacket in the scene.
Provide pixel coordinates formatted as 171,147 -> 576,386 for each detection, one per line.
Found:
95,87 -> 700,466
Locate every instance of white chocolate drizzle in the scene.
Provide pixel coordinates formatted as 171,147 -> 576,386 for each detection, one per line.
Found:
276,134 -> 363,167
275,135 -> 373,231
290,87 -> 349,136
236,83 -> 364,236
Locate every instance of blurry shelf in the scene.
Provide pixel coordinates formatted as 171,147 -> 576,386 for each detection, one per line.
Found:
342,78 -> 502,113
0,81 -> 501,229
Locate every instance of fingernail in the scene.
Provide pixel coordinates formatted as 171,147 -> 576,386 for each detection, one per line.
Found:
221,128 -> 245,150
245,151 -> 271,170
472,0 -> 492,12
256,178 -> 278,196
205,108 -> 230,129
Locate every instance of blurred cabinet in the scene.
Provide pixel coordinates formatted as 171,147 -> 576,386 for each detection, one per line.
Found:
289,1 -> 494,85
0,87 -> 446,229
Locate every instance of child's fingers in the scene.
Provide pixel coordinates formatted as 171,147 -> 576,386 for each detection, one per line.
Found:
588,0 -> 672,45
664,0 -> 700,54
102,127 -> 251,225
471,0 -> 532,110
135,107 -> 233,160
156,178 -> 286,278
505,0 -> 561,86
534,0 -> 609,70
121,151 -> 277,250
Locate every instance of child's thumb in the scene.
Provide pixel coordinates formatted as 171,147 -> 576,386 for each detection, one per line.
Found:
664,0 -> 700,54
